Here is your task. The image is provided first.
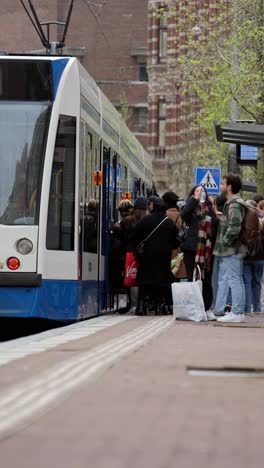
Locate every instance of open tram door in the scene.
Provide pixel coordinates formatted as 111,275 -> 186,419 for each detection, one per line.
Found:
101,146 -> 120,309
103,149 -> 130,312
79,126 -> 101,318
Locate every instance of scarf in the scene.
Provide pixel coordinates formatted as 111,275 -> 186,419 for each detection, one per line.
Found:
194,203 -> 212,274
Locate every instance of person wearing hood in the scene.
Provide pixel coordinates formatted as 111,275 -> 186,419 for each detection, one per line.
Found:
119,196 -> 148,253
147,195 -> 159,214
162,191 -> 182,229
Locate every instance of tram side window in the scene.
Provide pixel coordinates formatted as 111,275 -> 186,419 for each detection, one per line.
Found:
122,166 -> 128,194
83,131 -> 98,254
46,115 -> 76,251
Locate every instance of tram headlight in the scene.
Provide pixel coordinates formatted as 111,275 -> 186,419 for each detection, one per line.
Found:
16,238 -> 33,255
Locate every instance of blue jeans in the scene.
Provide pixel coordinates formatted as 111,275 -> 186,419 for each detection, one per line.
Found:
211,256 -> 220,309
243,260 -> 264,312
214,254 -> 245,315
212,256 -> 232,309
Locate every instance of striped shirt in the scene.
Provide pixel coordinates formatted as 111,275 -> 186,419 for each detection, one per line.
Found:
213,193 -> 247,257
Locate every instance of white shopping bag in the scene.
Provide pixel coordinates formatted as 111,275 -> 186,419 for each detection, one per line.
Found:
171,266 -> 207,322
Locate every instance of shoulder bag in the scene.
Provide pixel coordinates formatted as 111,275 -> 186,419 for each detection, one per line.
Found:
135,216 -> 169,259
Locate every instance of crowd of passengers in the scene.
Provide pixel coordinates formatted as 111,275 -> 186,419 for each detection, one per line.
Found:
108,173 -> 264,323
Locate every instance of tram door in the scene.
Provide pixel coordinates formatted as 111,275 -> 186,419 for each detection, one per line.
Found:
102,146 -> 118,309
79,124 -> 100,317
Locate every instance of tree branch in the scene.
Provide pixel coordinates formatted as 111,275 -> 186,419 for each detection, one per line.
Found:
231,94 -> 258,121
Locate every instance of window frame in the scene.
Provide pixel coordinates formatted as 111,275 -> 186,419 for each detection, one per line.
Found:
46,114 -> 77,251
158,15 -> 168,63
158,100 -> 166,148
137,107 -> 148,133
139,63 -> 148,82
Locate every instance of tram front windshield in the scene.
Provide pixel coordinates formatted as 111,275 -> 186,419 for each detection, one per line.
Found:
0,102 -> 51,225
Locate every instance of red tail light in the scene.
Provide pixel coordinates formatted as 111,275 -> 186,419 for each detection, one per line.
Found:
7,257 -> 20,270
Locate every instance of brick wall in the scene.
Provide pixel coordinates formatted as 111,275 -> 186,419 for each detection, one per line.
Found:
0,0 -> 148,147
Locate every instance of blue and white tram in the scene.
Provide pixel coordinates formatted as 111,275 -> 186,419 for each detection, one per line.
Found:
0,55 -> 153,321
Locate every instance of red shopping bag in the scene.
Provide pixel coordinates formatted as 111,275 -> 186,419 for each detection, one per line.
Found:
124,251 -> 138,287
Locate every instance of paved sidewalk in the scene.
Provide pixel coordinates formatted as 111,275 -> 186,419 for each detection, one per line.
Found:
1,313 -> 264,468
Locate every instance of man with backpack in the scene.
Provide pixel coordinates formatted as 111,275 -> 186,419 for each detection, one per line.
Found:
213,173 -> 247,322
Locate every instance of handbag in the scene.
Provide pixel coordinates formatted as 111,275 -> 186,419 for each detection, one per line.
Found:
171,248 -> 187,279
171,251 -> 184,276
135,216 -> 169,259
171,266 -> 207,322
123,251 -> 138,288
177,224 -> 189,243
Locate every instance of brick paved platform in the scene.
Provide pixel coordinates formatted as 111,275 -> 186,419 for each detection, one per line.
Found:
1,311 -> 264,468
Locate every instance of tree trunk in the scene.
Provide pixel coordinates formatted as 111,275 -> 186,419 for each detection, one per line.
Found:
256,0 -> 264,194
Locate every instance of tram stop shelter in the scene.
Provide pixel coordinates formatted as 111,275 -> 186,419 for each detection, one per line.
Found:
214,120 -> 264,147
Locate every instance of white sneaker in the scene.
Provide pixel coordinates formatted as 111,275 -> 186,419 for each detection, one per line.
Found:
206,310 -> 216,321
217,312 -> 245,323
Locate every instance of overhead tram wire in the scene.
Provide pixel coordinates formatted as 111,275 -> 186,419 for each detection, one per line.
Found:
81,0 -> 111,49
80,0 -> 107,7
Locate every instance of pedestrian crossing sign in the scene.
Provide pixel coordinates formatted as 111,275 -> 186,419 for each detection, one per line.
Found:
195,167 -> 221,194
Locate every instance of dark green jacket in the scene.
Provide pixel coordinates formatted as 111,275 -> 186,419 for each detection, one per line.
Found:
213,193 -> 247,257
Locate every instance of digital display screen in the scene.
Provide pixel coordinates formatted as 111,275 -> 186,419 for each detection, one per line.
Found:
237,144 -> 258,165
240,145 -> 258,161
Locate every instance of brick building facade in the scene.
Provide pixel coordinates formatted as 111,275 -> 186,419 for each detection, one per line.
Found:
0,0 -> 149,148
147,0 -> 221,196
0,1 -> 225,196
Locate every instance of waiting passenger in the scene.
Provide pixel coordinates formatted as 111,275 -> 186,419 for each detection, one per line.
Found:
253,193 -> 264,204
243,200 -> 264,314
119,196 -> 148,313
119,196 -> 148,252
118,199 -> 134,220
108,199 -> 134,292
180,185 -> 218,319
162,191 -> 182,229
258,200 -> 264,229
213,173 -> 246,323
131,198 -> 180,315
147,195 -> 159,214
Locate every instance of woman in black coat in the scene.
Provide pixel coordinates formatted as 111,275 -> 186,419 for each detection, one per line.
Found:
131,199 -> 180,314
181,185 -> 218,315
